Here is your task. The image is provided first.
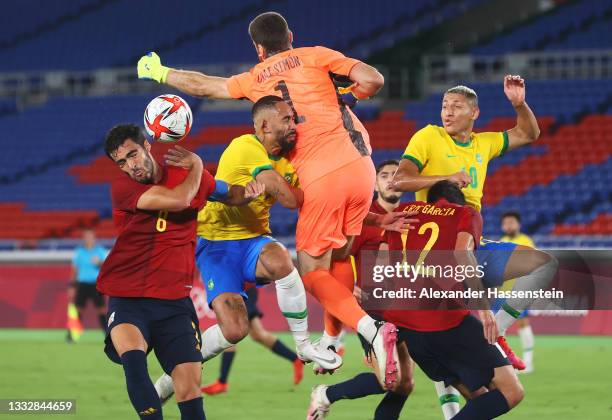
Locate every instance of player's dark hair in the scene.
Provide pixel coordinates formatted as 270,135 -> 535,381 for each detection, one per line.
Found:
252,95 -> 286,119
427,181 -> 466,205
501,211 -> 521,223
104,124 -> 147,159
376,159 -> 399,174
248,12 -> 291,54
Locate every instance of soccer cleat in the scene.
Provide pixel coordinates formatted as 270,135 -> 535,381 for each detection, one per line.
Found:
306,385 -> 330,420
298,342 -> 343,373
370,321 -> 399,389
201,380 -> 228,396
497,336 -> 526,370
293,358 -> 304,385
153,373 -> 174,405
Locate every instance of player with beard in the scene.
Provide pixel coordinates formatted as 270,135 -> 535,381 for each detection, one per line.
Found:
154,96 -> 342,404
97,124 -> 263,420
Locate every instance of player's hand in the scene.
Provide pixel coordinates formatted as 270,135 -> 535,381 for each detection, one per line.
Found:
137,52 -> 170,83
377,211 -> 419,233
479,310 -> 499,345
447,171 -> 472,189
337,84 -> 359,108
244,180 -> 265,200
164,146 -> 202,170
503,75 -> 526,108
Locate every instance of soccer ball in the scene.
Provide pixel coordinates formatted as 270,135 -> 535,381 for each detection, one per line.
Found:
144,94 -> 192,143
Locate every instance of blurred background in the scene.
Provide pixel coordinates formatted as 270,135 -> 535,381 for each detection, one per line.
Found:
0,0 -> 611,346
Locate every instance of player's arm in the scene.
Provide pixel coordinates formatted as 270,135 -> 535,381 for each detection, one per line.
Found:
136,146 -> 204,211
211,180 -> 266,206
504,75 -> 540,152
347,62 -> 385,99
454,232 -> 498,344
363,210 -> 418,233
255,169 -> 303,209
137,52 -> 232,99
392,159 -> 471,192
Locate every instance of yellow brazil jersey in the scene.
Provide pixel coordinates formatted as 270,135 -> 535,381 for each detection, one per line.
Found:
197,134 -> 298,241
402,125 -> 509,211
499,233 -> 535,248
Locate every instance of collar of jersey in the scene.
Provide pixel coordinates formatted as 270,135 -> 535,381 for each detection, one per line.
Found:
451,134 -> 474,148
253,134 -> 282,161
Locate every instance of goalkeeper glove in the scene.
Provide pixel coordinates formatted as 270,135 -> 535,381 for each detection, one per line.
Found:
337,85 -> 359,108
137,52 -> 169,83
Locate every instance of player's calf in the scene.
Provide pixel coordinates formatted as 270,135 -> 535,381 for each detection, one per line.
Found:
212,293 -> 250,344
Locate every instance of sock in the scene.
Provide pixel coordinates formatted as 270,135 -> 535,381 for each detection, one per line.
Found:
98,314 -> 106,330
177,397 -> 206,420
434,381 -> 461,420
374,391 -> 408,420
452,389 -> 510,420
324,259 -> 355,336
275,268 -> 309,346
326,372 -> 384,404
219,351 -> 236,384
320,331 -> 340,351
271,339 -> 298,362
120,350 -> 162,420
302,269 -> 369,332
496,258 -> 558,335
518,325 -> 535,368
200,324 -> 232,362
357,315 -> 379,343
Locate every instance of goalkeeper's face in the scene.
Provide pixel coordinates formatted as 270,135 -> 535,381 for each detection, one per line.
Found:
111,139 -> 155,184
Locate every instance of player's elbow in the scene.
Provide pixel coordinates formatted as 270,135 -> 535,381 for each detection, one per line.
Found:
362,71 -> 385,95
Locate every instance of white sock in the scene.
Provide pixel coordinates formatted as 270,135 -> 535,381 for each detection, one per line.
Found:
357,315 -> 378,343
434,381 -> 461,420
320,331 -> 340,350
275,268 -> 309,347
518,325 -> 535,368
200,324 -> 232,362
496,258 -> 558,334
154,373 -> 174,401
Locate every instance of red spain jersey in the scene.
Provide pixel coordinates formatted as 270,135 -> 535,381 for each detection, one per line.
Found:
97,164 -> 216,299
351,200 -> 386,287
384,199 -> 482,331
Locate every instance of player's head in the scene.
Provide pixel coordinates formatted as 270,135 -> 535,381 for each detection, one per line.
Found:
104,124 -> 155,184
442,85 -> 480,137
82,228 -> 96,248
252,95 -> 297,156
427,180 -> 466,205
501,211 -> 522,237
248,12 -> 293,61
375,160 -> 402,204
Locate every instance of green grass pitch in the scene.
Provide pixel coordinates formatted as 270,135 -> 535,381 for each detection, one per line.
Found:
0,329 -> 610,419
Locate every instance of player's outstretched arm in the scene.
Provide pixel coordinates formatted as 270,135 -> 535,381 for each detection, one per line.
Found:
347,62 -> 384,99
504,75 -> 540,152
254,170 -> 303,209
137,146 -> 204,211
391,159 -> 472,192
216,180 -> 266,206
137,52 -> 232,99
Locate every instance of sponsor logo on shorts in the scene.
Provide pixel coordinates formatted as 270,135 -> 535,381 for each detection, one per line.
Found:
108,312 -> 115,327
207,279 -> 214,291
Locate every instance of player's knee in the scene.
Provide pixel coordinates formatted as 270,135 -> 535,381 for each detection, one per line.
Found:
393,376 -> 414,396
173,380 -> 201,402
260,245 -> 293,279
220,319 -> 249,344
500,382 -> 524,408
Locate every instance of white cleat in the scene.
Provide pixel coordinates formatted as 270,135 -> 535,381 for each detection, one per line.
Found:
306,385 -> 330,420
154,373 -> 174,405
298,342 -> 343,373
370,321 -> 399,389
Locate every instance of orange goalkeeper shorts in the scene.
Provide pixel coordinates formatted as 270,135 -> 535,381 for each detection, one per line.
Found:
296,157 -> 375,256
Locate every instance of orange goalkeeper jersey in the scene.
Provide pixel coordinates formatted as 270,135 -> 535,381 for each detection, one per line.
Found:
226,46 -> 372,188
